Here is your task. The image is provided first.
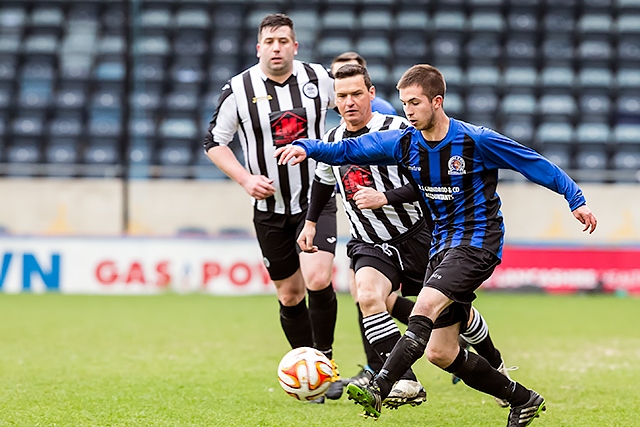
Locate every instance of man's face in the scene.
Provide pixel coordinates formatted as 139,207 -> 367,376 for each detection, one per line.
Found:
399,85 -> 439,131
257,26 -> 298,77
334,75 -> 375,130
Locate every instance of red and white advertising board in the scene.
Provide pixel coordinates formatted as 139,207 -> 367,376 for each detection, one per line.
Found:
1,237 -> 638,295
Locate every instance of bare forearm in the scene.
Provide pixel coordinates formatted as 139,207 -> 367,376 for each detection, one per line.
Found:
207,145 -> 250,185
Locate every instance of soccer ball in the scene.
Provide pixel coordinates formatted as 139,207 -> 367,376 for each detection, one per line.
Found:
277,347 -> 334,401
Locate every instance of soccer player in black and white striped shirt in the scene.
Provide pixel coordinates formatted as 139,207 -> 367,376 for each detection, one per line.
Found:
204,14 -> 340,386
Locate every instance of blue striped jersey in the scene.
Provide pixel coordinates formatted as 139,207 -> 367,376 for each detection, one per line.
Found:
294,117 -> 586,258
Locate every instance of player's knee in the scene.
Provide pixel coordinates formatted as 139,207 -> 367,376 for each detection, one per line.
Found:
425,346 -> 454,369
304,269 -> 332,291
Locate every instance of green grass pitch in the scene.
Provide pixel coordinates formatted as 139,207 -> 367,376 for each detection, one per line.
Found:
0,293 -> 638,426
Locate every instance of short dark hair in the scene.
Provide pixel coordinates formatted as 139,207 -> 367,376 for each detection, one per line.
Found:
334,64 -> 372,89
258,13 -> 295,41
331,51 -> 367,69
397,64 -> 446,100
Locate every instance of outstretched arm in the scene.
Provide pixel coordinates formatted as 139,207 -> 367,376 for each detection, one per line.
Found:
275,130 -> 405,167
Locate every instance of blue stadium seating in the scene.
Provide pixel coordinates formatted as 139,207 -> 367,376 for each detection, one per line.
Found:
0,1 -> 634,181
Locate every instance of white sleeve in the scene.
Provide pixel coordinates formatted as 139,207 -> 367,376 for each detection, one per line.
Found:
205,83 -> 239,149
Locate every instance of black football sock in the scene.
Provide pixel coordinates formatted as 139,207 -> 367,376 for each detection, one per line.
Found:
308,284 -> 337,359
374,315 -> 432,398
357,303 -> 382,372
444,346 -> 530,405
460,307 -> 502,368
390,295 -> 415,325
279,298 -> 313,349
363,311 -> 417,381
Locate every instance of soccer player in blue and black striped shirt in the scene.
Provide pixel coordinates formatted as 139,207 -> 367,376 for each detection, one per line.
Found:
275,64 -> 597,426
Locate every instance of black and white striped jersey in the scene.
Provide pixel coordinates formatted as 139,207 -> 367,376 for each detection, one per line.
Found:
315,112 -> 423,244
204,60 -> 334,215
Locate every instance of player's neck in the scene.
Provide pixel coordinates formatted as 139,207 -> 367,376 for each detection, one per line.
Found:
420,114 -> 450,142
260,64 -> 294,84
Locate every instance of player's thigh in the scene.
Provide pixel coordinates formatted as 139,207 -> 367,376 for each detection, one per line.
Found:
253,209 -> 300,281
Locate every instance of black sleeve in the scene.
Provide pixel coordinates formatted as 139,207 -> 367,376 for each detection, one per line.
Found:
306,177 -> 335,222
384,183 -> 419,205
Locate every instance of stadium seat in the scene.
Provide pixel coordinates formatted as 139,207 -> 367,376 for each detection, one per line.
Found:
543,9 -> 575,33
616,14 -> 640,35
393,9 -> 430,34
212,31 -> 242,58
0,7 -> 27,31
577,39 -> 613,65
536,122 -> 574,145
541,146 -> 572,170
506,10 -> 538,33
30,6 -> 64,28
175,7 -> 210,29
0,34 -> 20,55
577,13 -> 614,35
173,32 -> 207,57
617,36 -> 640,65
612,150 -> 640,172
139,7 -> 172,30
466,92 -> 499,115
539,95 -> 577,119
135,36 -> 170,57
540,67 -> 576,91
466,66 -> 501,89
212,6 -> 244,30
443,92 -> 463,116
18,80 -> 52,110
431,35 -> 463,64
128,143 -> 152,179
48,113 -> 83,138
11,114 -> 45,138
503,67 -> 538,90
466,35 -> 501,65
165,90 -> 199,113
502,120 -> 535,147
576,123 -> 612,145
432,11 -> 467,33
317,37 -> 354,61
355,37 -> 391,61
469,12 -> 505,33
576,148 -> 608,171
321,9 -> 357,37
435,66 -> 463,92
6,139 -> 40,177
504,36 -> 537,66
45,139 -> 79,178
616,68 -> 640,90
95,57 -> 126,82
82,141 -> 120,178
88,110 -> 122,139
616,96 -> 640,120
393,35 -> 427,59
357,9 -> 393,35
613,124 -> 640,146
577,68 -> 613,90
541,36 -> 574,64
23,34 -> 58,55
98,35 -> 125,55
579,94 -> 611,116
102,4 -> 125,29
500,94 -> 537,116
134,57 -> 165,82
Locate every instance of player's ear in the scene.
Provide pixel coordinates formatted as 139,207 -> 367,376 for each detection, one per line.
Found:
256,43 -> 261,58
433,95 -> 444,109
294,41 -> 298,55
369,85 -> 376,99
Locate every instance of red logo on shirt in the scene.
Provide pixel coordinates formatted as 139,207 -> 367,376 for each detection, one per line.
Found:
341,165 -> 374,201
270,108 -> 308,146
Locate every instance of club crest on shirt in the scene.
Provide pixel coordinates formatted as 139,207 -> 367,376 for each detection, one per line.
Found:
302,82 -> 319,99
448,155 -> 466,175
